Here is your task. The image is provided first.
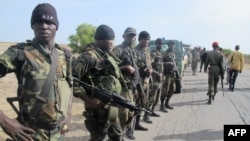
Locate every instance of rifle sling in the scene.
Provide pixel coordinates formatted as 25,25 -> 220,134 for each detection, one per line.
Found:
29,48 -> 58,122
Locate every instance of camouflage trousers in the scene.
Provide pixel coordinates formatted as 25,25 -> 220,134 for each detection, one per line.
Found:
148,74 -> 162,108
119,89 -> 135,131
84,107 -> 123,141
161,74 -> 175,102
192,60 -> 199,73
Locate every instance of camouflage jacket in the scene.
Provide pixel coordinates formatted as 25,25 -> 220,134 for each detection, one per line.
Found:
150,49 -> 163,73
162,49 -> 176,74
134,45 -> 152,79
72,46 -> 127,103
112,42 -> 137,84
0,39 -> 73,122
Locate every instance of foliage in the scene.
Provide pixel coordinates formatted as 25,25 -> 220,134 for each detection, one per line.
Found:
222,48 -> 250,63
68,23 -> 96,54
221,48 -> 232,57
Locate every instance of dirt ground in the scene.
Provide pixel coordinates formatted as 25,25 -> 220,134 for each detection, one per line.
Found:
0,42 -> 90,140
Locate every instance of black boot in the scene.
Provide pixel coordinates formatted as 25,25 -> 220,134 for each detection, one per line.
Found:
160,103 -> 168,113
143,112 -> 152,124
134,115 -> 148,131
207,96 -> 212,105
150,105 -> 160,117
165,98 -> 174,109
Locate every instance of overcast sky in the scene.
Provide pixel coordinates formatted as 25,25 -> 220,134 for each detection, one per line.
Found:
1,0 -> 250,53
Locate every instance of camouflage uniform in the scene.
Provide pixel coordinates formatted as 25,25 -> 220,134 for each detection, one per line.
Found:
204,43 -> 224,104
112,42 -> 140,139
150,47 -> 163,115
73,46 -> 125,141
192,48 -> 200,75
0,39 -> 73,141
134,44 -> 153,122
161,47 -> 177,112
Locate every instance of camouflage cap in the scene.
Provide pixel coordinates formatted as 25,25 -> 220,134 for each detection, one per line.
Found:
124,27 -> 137,36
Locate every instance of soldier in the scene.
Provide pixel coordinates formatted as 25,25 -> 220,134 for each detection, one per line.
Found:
134,31 -> 154,124
0,3 -> 73,141
112,27 -> 147,140
199,48 -> 207,72
149,38 -> 164,116
227,45 -> 244,92
204,41 -> 224,104
72,24 -> 125,141
192,47 -> 200,75
160,40 -> 177,112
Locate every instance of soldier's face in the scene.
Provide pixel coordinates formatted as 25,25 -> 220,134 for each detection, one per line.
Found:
32,20 -> 56,44
124,34 -> 136,46
156,42 -> 163,50
139,39 -> 149,48
100,39 -> 114,52
169,45 -> 175,51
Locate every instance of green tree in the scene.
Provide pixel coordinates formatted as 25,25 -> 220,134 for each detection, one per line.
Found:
222,48 -> 232,57
68,23 -> 96,54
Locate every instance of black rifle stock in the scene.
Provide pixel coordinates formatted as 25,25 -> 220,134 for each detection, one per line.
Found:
73,77 -> 152,114
6,85 -> 24,123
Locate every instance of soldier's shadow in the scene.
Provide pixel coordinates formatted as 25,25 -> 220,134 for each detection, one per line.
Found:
181,88 -> 208,93
171,99 -> 209,107
152,129 -> 223,140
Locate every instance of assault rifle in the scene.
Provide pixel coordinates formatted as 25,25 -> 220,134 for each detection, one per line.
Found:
73,77 -> 152,114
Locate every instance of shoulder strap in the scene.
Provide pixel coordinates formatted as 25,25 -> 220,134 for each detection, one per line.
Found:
29,48 -> 58,122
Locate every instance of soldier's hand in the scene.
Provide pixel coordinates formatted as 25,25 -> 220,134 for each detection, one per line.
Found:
127,65 -> 135,75
146,68 -> 153,74
2,117 -> 35,141
85,98 -> 104,109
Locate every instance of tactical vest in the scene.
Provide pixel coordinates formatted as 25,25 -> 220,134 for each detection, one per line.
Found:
151,49 -> 163,73
163,52 -> 176,74
13,41 -> 72,122
84,48 -> 122,95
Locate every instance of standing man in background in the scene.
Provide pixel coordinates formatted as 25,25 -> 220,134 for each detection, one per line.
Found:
160,40 -> 177,112
192,47 -> 200,75
227,45 -> 244,92
150,38 -> 165,116
199,47 -> 207,72
134,31 -> 154,124
72,24 -> 124,141
112,27 -> 148,140
204,41 -> 224,104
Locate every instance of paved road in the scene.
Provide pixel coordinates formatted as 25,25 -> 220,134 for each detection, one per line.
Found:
130,68 -> 250,141
1,67 -> 250,141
